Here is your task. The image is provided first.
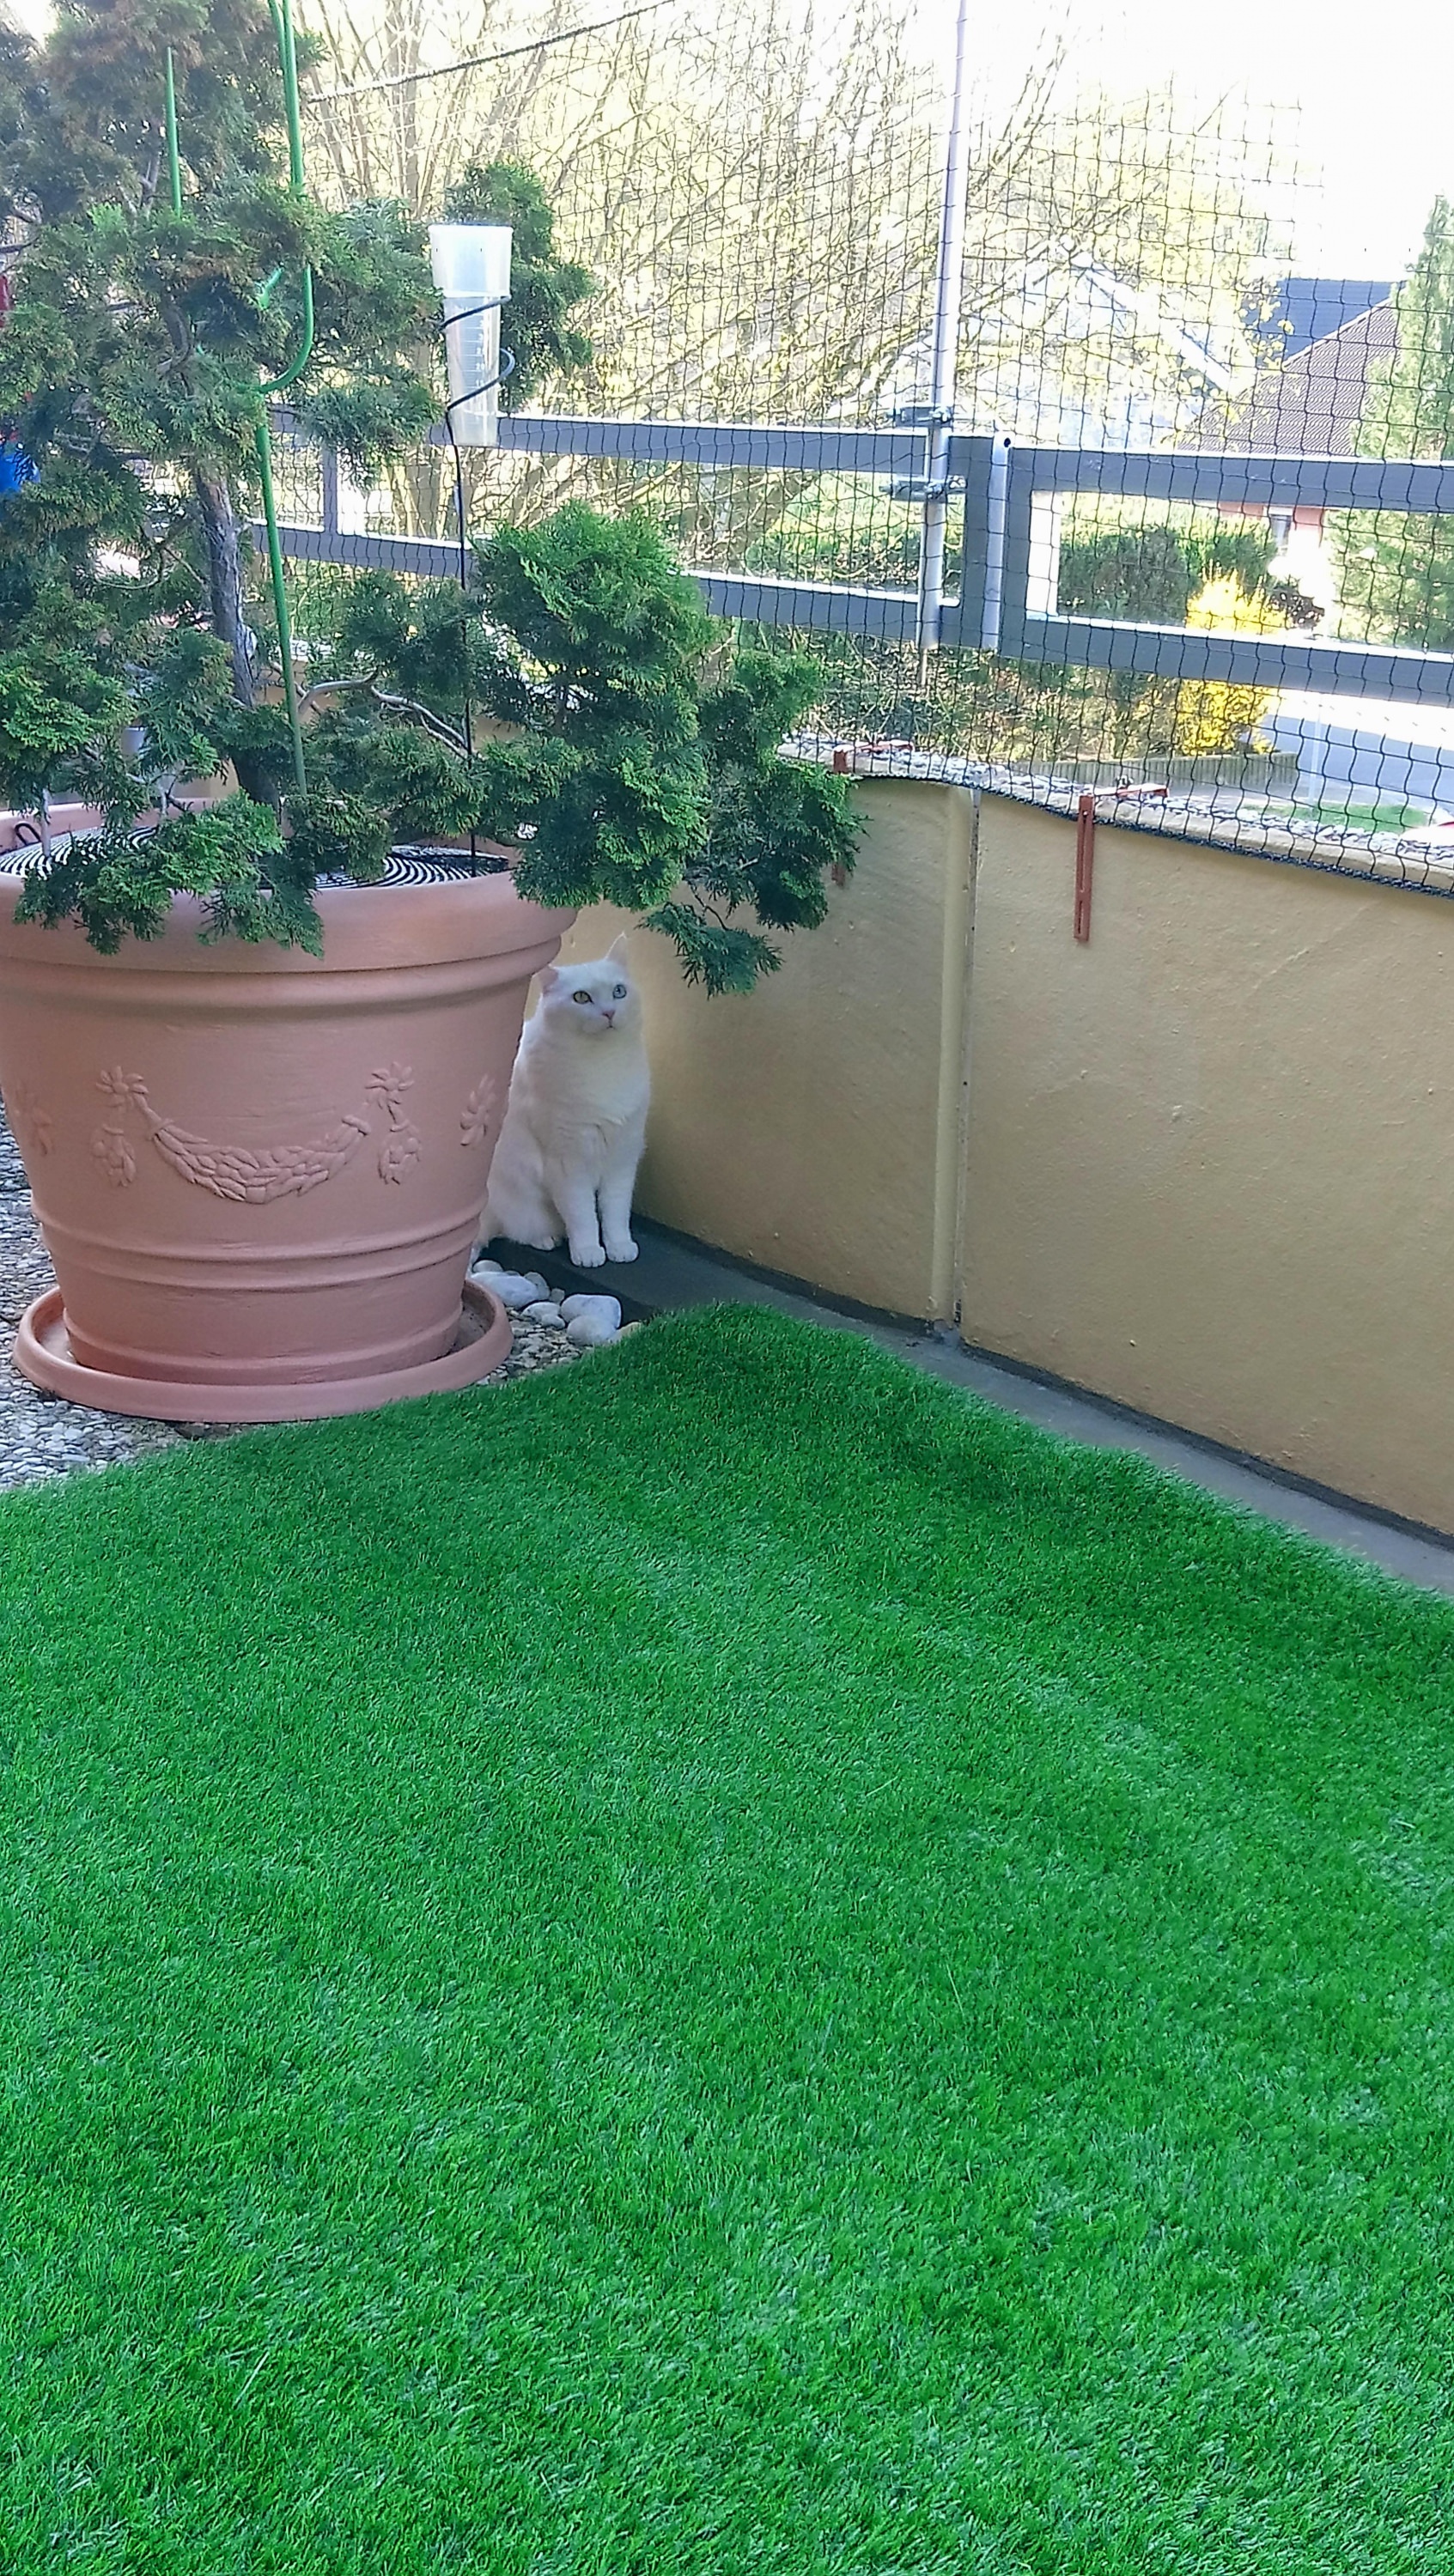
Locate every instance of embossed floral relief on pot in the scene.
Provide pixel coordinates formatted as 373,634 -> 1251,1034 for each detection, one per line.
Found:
88,1064 -> 425,1201
459,1072 -> 498,1150
78,1056 -> 506,1203
3,1082 -> 54,1162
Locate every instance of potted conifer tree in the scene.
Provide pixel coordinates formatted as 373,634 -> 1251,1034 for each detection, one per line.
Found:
0,0 -> 856,1424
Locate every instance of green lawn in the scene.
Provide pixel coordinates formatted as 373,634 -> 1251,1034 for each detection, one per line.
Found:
3,1305 -> 1454,2573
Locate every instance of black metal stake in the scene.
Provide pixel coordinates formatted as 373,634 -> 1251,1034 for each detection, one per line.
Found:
439,313 -> 514,878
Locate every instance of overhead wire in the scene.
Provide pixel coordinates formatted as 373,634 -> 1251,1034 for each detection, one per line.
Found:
304,1 -> 674,106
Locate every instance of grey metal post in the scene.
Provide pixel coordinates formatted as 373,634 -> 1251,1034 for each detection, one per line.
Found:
979,433 -> 1011,650
916,0 -> 974,666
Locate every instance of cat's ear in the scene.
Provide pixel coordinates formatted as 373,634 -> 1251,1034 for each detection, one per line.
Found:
538,965 -> 560,992
606,934 -> 630,963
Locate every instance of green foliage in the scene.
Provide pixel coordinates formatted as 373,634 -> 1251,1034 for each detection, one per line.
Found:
14,797 -> 290,951
471,517 -> 856,987
1335,198 -> 1454,650
0,8 -> 847,987
297,372 -> 438,477
0,642 -> 126,813
684,647 -> 860,962
281,786 -> 389,884
1049,515 -> 1320,762
638,901 -> 784,994
1056,517 -> 1299,623
468,506 -> 712,912
441,159 -> 593,413
133,629 -> 237,780
0,0 -> 441,935
475,504 -> 715,709
295,512 -> 855,988
0,0 -> 295,228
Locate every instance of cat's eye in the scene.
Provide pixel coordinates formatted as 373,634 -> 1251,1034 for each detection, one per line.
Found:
572,989 -> 592,1004
612,983 -> 628,999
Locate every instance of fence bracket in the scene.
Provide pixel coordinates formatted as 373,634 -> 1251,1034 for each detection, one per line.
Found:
1074,793 -> 1095,943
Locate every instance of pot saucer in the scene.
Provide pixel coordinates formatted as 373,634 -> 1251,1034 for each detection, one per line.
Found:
14,1280 -> 512,1425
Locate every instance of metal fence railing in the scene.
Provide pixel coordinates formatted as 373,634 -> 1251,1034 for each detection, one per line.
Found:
965,440 -> 1454,705
268,416 -> 1454,692
254,0 -> 1454,896
261,401 -> 1454,901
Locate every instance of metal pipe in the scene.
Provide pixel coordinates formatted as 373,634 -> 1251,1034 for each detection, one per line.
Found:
441,335 -> 514,873
916,0 -> 974,665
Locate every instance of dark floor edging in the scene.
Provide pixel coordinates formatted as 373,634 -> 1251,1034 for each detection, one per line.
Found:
484,1221 -> 932,1335
957,1340 -> 1454,1554
482,1239 -> 656,1321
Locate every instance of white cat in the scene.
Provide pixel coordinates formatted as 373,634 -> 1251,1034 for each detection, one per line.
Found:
483,936 -> 649,1268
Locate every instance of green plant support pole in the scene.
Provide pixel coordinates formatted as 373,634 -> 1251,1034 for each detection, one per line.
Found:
254,410 -> 307,793
269,0 -> 306,191
252,0 -> 313,795
164,48 -> 182,216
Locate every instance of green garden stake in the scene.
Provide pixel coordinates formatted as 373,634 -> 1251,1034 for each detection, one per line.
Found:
252,0 -> 314,795
164,47 -> 182,216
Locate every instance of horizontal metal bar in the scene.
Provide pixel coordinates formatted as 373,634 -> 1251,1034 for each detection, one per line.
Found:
490,416 -> 926,473
266,524 -> 463,577
264,526 -> 920,638
1013,612 -> 1454,707
986,444 -> 1454,706
1003,445 -> 1454,515
269,404 -> 924,475
690,572 -> 919,636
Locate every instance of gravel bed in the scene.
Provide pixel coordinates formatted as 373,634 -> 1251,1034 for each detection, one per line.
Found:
0,1110 -> 580,1495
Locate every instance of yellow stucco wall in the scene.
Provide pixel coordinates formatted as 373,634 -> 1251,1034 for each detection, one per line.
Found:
553,778 -> 974,1319
547,777 -> 1454,1529
961,796 -> 1454,1530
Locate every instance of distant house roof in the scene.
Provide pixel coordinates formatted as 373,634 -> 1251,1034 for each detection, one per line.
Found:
1247,276 -> 1393,361
1186,298 -> 1399,455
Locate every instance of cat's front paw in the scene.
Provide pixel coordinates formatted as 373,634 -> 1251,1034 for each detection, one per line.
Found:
603,1236 -> 639,1263
569,1239 -> 607,1268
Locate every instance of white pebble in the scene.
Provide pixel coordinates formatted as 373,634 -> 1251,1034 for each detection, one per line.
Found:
525,1272 -> 551,1297
561,1293 -> 622,1329
566,1310 -> 621,1350
471,1256 -> 503,1278
480,1270 -> 547,1310
524,1300 -> 565,1326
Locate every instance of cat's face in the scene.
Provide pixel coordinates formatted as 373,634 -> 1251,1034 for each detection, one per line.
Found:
538,940 -> 641,1040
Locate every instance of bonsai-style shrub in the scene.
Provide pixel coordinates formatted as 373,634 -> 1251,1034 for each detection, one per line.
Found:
301,504 -> 859,990
0,0 -> 856,990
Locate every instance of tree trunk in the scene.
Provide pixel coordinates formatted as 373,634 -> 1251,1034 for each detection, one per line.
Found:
194,467 -> 256,712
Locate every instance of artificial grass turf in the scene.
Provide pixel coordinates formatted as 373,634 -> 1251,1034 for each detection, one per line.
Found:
3,1309 -> 1454,2573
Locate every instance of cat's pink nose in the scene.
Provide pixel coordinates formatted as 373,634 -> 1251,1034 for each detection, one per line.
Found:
602,1008 -> 615,1024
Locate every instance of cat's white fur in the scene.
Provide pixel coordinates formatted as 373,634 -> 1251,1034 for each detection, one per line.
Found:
483,935 -> 649,1268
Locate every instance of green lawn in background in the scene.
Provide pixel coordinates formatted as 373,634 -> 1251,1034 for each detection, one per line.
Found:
3,1303 -> 1453,2573
1284,797 -> 1435,833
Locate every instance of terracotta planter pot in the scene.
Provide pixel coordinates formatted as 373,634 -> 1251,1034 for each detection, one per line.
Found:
0,870 -> 572,1422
